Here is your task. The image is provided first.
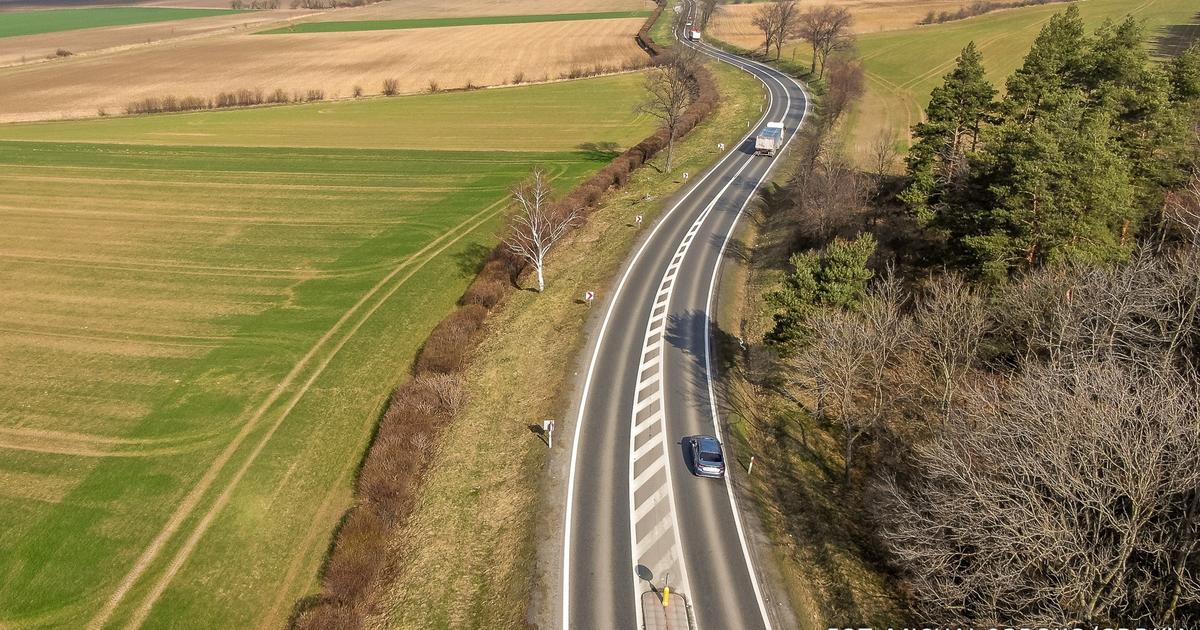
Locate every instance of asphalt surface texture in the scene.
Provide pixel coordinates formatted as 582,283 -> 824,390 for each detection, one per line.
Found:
560,9 -> 809,630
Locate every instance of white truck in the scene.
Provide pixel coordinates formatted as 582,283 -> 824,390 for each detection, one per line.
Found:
688,29 -> 701,41
755,121 -> 784,156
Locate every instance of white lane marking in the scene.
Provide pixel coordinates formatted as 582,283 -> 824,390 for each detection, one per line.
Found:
560,49 -> 778,629
628,150 -> 761,630
632,456 -> 668,490
694,41 -> 811,630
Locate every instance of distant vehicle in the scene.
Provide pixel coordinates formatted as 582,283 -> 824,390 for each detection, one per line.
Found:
754,121 -> 784,156
689,435 -> 726,479
688,30 -> 702,41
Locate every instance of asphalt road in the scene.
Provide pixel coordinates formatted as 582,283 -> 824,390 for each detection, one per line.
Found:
560,14 -> 809,630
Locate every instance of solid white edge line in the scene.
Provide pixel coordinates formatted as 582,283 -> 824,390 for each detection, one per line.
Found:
560,40 -> 777,629
698,42 -> 811,630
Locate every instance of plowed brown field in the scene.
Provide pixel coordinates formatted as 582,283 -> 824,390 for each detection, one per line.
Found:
0,17 -> 647,122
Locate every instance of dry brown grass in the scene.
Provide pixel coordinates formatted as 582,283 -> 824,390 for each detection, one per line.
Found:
0,18 -> 647,122
709,0 -> 980,49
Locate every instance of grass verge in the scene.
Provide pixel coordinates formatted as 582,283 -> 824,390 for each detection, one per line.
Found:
259,11 -> 654,34
364,59 -> 768,630
712,169 -> 906,627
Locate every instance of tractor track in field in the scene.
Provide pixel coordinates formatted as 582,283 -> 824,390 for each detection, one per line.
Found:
123,195 -> 514,629
87,193 -> 510,629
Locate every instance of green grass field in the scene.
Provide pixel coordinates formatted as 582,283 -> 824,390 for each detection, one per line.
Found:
258,10 -> 653,34
0,75 -> 649,151
0,7 -> 245,39
0,73 -> 654,630
818,0 -> 1199,163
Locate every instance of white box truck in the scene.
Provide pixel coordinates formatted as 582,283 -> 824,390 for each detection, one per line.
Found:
755,122 -> 784,156
688,30 -> 701,41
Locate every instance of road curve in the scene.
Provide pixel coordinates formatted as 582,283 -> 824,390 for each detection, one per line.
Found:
560,12 -> 809,630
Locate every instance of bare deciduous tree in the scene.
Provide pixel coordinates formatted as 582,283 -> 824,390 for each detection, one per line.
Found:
792,138 -> 868,244
788,271 -> 908,481
822,56 -> 864,121
697,0 -> 723,29
503,169 -> 579,292
869,126 -> 900,185
1164,168 -> 1200,247
876,359 -> 1200,625
752,0 -> 800,60
789,308 -> 870,479
751,2 -> 781,57
637,50 -> 698,173
795,5 -> 855,78
911,273 -> 988,421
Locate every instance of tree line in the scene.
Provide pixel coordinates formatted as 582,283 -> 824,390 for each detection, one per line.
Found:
917,0 -> 1070,26
902,6 -> 1199,281
752,1 -> 854,78
752,5 -> 1200,625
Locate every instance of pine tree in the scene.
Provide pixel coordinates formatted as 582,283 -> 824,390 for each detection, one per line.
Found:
1170,45 -> 1200,103
1004,4 -> 1087,124
1085,17 -> 1184,199
766,234 -> 877,349
972,103 -> 1135,281
900,42 -> 996,228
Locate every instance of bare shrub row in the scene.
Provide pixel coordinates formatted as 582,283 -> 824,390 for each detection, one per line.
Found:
290,6 -> 722,629
124,87 -> 324,115
917,0 -> 1069,25
289,0 -> 382,8
557,58 -> 652,81
229,0 -> 279,8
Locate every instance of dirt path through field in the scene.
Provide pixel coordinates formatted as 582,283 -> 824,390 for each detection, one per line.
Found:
87,193 -> 510,629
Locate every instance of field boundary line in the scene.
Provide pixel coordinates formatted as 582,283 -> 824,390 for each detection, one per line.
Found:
86,194 -> 509,630
123,193 -> 509,630
0,436 -> 198,458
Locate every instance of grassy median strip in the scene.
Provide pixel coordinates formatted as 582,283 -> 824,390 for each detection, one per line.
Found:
0,7 -> 245,39
258,10 -> 654,34
365,60 -> 768,629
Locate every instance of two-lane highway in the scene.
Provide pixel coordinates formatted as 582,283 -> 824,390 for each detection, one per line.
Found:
561,16 -> 808,630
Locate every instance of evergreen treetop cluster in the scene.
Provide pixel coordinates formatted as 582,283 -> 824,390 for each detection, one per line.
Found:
901,5 -> 1200,282
766,233 -> 877,349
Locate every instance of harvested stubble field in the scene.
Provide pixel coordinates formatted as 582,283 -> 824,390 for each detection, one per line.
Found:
0,17 -> 648,122
0,10 -> 315,68
335,0 -> 652,20
0,72 -> 655,630
707,0 -> 981,44
259,9 -> 654,33
842,0 -> 1199,164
